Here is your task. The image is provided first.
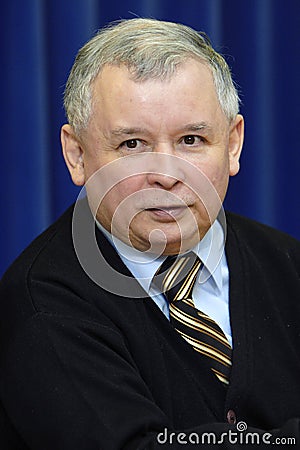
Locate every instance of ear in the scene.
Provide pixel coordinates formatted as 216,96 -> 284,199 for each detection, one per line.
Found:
228,114 -> 244,176
61,124 -> 85,186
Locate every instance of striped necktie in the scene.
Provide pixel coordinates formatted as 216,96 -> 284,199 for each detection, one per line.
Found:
153,252 -> 232,385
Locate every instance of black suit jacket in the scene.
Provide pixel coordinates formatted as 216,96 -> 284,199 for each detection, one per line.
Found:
0,201 -> 300,449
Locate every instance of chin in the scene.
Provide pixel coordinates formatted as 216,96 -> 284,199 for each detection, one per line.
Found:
133,230 -> 200,256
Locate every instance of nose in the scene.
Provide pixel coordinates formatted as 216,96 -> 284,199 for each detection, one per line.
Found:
147,171 -> 178,189
145,150 -> 185,189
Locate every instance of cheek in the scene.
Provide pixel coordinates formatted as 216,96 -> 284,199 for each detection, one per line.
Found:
83,155 -> 105,184
96,186 -> 127,233
101,176 -> 145,214
118,175 -> 146,198
198,155 -> 229,193
188,156 -> 229,225
98,176 -> 148,238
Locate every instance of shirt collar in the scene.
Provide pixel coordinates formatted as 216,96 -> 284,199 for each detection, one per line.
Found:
194,220 -> 225,293
97,220 -> 225,294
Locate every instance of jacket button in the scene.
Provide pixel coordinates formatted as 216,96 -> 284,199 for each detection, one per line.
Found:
226,410 -> 237,424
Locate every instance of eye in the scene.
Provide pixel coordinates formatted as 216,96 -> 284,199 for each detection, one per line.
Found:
183,135 -> 202,145
119,138 -> 150,153
122,139 -> 139,149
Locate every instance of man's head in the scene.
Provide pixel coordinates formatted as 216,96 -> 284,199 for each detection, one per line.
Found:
61,18 -> 244,255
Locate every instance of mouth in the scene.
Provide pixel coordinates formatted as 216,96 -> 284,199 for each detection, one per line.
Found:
145,206 -> 189,220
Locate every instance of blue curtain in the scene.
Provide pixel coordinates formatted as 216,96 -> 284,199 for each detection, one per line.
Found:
1,0 -> 299,275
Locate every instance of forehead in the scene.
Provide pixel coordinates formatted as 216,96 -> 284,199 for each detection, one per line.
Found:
93,58 -> 214,96
90,59 -> 224,128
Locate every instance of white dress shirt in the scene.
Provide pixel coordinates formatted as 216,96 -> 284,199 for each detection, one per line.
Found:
98,220 -> 232,346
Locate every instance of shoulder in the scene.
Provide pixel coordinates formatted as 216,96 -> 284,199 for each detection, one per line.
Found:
0,204 -> 76,315
225,211 -> 300,270
0,201 -> 106,318
1,203 -> 75,282
226,211 -> 299,245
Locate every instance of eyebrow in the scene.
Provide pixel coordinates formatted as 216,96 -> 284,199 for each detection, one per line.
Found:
111,127 -> 147,136
110,122 -> 212,137
181,122 -> 212,132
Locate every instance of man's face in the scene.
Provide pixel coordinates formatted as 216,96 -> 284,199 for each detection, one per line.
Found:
62,59 -> 243,255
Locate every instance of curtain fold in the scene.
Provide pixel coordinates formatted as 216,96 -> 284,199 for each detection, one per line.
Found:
1,0 -> 299,275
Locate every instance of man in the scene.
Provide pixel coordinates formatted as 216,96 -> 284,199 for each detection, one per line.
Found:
0,18 -> 299,449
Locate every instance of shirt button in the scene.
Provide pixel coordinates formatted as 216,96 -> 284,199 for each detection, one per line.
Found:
226,410 -> 237,424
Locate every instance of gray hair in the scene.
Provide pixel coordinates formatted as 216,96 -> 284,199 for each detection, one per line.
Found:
64,18 -> 240,135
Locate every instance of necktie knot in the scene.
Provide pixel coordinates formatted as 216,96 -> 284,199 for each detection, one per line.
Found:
153,252 -> 202,304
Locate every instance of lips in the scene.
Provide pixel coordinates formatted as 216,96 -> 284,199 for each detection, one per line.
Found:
147,206 -> 184,210
146,206 -> 188,219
